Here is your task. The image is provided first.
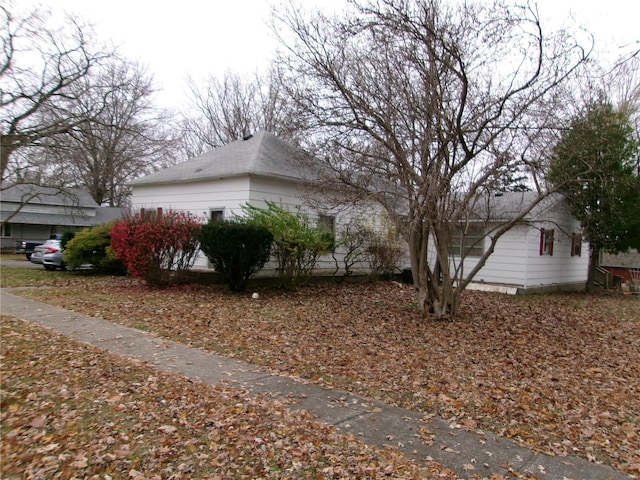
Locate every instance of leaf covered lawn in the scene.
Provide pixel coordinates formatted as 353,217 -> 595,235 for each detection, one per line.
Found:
6,272 -> 640,476
1,315 -> 455,479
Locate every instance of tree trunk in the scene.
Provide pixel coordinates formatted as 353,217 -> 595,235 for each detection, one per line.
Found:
408,224 -> 461,317
408,221 -> 430,312
1,137 -> 17,181
586,245 -> 599,292
427,228 -> 461,318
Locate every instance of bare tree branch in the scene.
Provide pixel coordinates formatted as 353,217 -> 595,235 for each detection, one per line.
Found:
273,0 -> 590,316
1,4 -> 112,180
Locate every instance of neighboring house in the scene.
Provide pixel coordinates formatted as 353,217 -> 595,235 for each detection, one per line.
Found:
442,192 -> 589,294
131,131 -> 589,292
0,183 -> 125,250
600,249 -> 640,286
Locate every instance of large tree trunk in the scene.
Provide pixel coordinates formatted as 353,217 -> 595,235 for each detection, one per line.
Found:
586,245 -> 599,292
1,137 -> 17,181
409,223 -> 430,312
408,223 -> 461,317
427,242 -> 460,318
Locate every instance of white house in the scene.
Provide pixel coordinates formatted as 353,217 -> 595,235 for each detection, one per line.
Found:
445,192 -> 589,294
1,183 -> 124,251
131,131 -> 589,292
130,131 -> 376,273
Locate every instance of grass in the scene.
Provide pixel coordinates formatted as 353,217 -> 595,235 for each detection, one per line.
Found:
0,265 -> 90,288
0,253 -> 27,261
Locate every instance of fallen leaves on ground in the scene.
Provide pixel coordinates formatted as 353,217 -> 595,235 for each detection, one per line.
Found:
8,273 -> 640,476
1,315 -> 458,479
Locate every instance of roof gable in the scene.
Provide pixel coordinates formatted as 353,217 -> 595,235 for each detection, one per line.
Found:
132,131 -> 305,186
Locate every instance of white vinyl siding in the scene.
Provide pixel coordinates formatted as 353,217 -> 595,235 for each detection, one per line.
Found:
422,217 -> 589,291
132,177 -> 253,268
131,175 -> 588,290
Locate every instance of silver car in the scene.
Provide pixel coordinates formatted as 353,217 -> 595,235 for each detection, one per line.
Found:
30,239 -> 66,270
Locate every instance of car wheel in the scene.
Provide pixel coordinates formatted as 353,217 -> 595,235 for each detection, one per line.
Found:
43,265 -> 55,270
26,253 -> 32,260
60,262 -> 67,271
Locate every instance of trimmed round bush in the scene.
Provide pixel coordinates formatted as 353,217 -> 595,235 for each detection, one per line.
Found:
63,222 -> 126,274
200,221 -> 273,292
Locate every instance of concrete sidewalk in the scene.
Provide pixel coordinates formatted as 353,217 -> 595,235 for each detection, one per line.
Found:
0,288 -> 628,479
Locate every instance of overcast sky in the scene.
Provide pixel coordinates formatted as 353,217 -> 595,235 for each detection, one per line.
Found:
20,0 -> 640,110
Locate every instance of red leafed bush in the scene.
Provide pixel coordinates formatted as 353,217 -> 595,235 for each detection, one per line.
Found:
111,209 -> 203,286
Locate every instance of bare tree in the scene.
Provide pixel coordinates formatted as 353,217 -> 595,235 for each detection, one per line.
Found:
178,66 -> 301,157
44,60 -> 175,206
0,4 -> 110,181
274,0 -> 589,316
607,55 -> 640,144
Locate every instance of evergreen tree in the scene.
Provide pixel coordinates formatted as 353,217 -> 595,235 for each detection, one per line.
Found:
549,101 -> 640,290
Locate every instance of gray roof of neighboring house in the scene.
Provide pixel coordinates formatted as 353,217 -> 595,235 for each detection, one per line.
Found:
131,131 -> 306,186
0,207 -> 126,227
93,207 -> 127,224
0,211 -> 96,226
1,184 -> 127,227
601,250 -> 640,268
464,191 -> 569,221
1,183 -> 98,208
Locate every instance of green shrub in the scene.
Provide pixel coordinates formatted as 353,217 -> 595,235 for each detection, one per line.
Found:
63,222 -> 126,274
200,221 -> 273,292
61,230 -> 76,249
242,202 -> 332,285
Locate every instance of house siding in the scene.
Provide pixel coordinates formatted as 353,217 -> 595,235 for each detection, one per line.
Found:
458,219 -> 588,291
131,175 -> 391,276
434,214 -> 588,292
3,224 -> 54,250
248,177 -> 301,210
456,225 -> 527,286
132,177 -> 251,219
132,177 -> 253,269
522,221 -> 588,290
1,190 -> 106,250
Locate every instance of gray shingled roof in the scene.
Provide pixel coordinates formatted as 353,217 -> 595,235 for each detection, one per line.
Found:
93,207 -> 126,224
1,184 -> 98,208
131,131 -> 306,186
472,191 -> 568,221
601,250 -> 640,268
0,211 -> 96,226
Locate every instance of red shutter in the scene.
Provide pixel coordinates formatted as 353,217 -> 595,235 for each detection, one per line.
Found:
549,229 -> 554,256
539,228 -> 545,256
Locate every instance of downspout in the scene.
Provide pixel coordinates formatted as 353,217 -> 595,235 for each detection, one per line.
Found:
523,223 -> 529,290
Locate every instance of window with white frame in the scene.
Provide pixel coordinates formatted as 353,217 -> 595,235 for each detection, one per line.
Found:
450,225 -> 485,257
0,222 -> 11,237
539,228 -> 554,256
318,214 -> 336,249
571,232 -> 582,257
